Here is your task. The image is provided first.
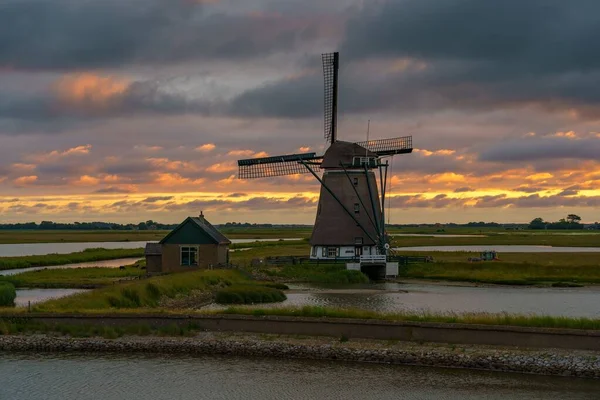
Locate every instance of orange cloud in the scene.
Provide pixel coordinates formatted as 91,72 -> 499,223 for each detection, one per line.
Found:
14,175 -> 38,186
54,73 -> 128,106
28,145 -> 92,163
554,131 -> 577,139
299,146 -> 311,152
147,158 -> 198,172
74,175 -> 100,186
153,173 -> 204,187
427,172 -> 467,184
227,150 -> 269,158
206,162 -> 237,173
196,143 -> 216,152
526,172 -> 554,181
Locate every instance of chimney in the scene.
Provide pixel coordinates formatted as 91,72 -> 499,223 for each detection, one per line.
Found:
199,211 -> 204,220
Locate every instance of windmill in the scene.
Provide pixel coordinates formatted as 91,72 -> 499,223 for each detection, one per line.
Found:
237,52 -> 413,262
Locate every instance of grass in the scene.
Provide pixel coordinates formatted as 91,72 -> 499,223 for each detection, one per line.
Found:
0,282 -> 16,306
0,264 -> 145,288
0,230 -> 169,244
215,285 -> 287,304
30,269 -> 283,312
221,305 -> 600,330
390,232 -> 600,247
399,251 -> 600,285
0,248 -> 144,271
0,319 -> 202,338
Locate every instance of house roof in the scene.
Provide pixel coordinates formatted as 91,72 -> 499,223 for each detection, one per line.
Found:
144,243 -> 162,255
159,215 -> 231,245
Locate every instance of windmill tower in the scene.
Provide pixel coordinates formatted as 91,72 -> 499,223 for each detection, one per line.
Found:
237,52 -> 413,265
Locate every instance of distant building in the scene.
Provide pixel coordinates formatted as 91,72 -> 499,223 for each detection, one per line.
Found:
144,213 -> 231,275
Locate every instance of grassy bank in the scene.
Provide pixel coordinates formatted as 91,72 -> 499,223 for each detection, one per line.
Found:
0,248 -> 144,271
222,306 -> 600,331
399,252 -> 600,285
31,269 -> 284,312
0,265 -> 145,288
260,264 -> 369,284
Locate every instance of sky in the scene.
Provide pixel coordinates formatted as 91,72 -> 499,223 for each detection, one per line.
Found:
1,0 -> 600,225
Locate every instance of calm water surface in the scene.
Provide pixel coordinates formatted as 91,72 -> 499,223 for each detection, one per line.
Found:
0,257 -> 140,276
0,238 -> 301,257
205,282 -> 600,318
14,288 -> 88,307
1,353 -> 598,400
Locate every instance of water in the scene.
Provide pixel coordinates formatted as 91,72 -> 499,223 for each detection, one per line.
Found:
205,282 -> 600,318
14,288 -> 88,307
391,234 -> 487,237
0,258 -> 140,277
0,238 -> 301,257
0,353 -> 598,399
395,245 -> 600,252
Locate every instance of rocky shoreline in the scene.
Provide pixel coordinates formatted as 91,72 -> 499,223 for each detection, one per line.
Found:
1,332 -> 599,379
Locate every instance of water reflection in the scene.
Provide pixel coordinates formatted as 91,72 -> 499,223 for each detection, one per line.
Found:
394,245 -> 600,252
14,288 -> 88,307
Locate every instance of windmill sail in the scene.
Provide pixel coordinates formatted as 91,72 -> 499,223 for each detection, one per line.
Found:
356,136 -> 413,156
322,52 -> 339,144
238,152 -> 323,179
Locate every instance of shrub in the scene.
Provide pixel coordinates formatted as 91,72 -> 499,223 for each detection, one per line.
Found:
215,285 -> 286,304
0,282 -> 16,307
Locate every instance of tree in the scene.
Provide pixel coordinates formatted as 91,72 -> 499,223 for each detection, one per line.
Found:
567,214 -> 582,224
528,217 -> 546,230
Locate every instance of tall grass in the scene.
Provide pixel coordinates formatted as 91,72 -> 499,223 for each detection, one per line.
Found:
32,270 -> 255,312
0,282 -> 16,307
221,306 -> 600,330
0,265 -> 144,288
0,248 -> 144,271
402,260 -> 600,285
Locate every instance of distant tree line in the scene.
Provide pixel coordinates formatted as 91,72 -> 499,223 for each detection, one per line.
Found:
0,220 -> 178,231
528,214 -> 594,230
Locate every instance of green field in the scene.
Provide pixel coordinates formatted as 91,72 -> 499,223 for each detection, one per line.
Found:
0,248 -> 144,271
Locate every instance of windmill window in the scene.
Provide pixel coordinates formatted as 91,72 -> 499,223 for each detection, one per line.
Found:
354,203 -> 360,213
355,237 -> 363,245
180,246 -> 198,266
327,247 -> 338,258
353,177 -> 358,185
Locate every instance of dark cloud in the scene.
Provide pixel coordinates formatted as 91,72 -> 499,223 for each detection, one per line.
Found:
142,196 -> 174,203
479,136 -> 600,162
453,187 -> 474,193
0,0 -> 326,70
94,187 -> 135,194
513,186 -> 545,193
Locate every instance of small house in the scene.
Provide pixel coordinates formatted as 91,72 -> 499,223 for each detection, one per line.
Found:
144,213 -> 231,275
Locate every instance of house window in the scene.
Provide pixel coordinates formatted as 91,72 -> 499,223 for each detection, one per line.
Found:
354,203 -> 360,214
322,247 -> 327,257
355,237 -> 363,245
180,246 -> 198,266
327,247 -> 338,258
353,177 -> 358,186
311,246 -> 317,257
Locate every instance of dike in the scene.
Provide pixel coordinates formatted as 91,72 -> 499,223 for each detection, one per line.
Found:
0,333 -> 599,379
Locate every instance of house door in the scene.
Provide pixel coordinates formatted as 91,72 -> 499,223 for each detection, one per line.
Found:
354,246 -> 363,257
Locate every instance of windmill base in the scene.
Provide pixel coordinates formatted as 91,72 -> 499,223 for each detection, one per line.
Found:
347,260 -> 399,280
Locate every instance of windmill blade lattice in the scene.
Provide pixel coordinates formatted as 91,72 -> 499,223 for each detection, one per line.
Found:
356,136 -> 413,156
322,52 -> 339,144
238,153 -> 323,179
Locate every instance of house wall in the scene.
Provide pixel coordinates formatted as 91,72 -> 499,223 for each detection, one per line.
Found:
161,243 -> 220,273
310,245 -> 378,260
145,255 -> 162,275
217,244 -> 229,264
